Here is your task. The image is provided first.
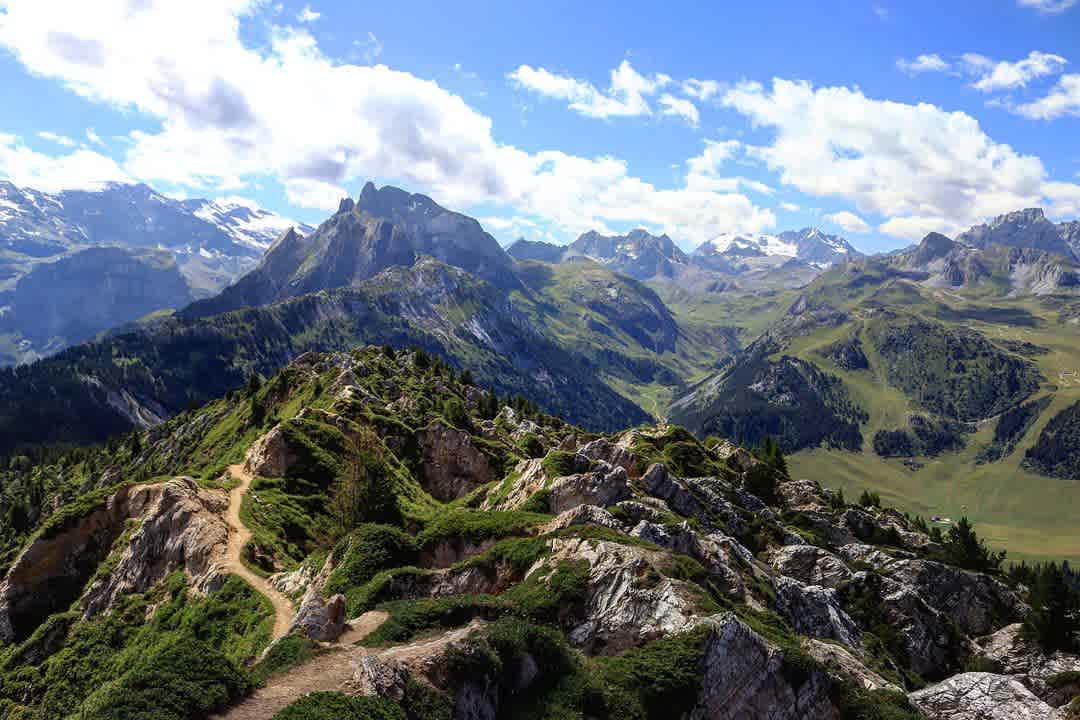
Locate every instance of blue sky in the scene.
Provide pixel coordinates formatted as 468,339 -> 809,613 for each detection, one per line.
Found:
0,0 -> 1078,253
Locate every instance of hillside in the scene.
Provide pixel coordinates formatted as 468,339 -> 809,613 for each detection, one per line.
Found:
0,346 -> 1074,720
670,241 -> 1080,562
0,247 -> 193,364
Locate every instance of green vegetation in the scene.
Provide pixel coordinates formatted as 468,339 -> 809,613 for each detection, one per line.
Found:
865,316 -> 1040,423
1012,562 -> 1080,653
0,573 -> 271,719
978,396 -> 1052,463
1025,400 -> 1080,480
273,692 -> 404,720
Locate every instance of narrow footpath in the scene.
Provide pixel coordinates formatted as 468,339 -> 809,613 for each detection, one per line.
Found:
225,463 -> 295,641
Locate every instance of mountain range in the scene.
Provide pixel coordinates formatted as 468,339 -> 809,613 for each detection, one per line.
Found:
0,181 -> 310,363
2,181 -> 1080,565
507,226 -> 861,290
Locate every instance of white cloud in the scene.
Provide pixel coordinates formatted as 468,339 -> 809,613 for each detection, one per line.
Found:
779,202 -> 800,212
36,130 -> 76,147
824,210 -> 871,233
720,78 -> 1080,240
896,54 -> 950,75
878,215 -> 967,239
658,93 -> 699,126
296,4 -> 320,22
85,127 -> 104,145
0,1 -> 773,245
682,78 -> 721,101
507,60 -> 671,120
0,133 -> 130,191
1017,0 -> 1077,13
964,51 -> 1067,92
1015,73 -> 1080,119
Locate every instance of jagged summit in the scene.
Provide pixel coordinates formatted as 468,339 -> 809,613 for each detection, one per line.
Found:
186,181 -> 520,317
563,228 -> 689,280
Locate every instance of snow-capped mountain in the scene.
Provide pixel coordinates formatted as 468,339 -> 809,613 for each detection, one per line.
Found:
693,228 -> 859,271
0,180 -> 312,295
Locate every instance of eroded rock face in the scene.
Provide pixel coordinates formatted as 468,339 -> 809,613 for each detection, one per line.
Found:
578,437 -> 636,475
245,425 -> 294,477
544,537 -> 704,654
774,577 -> 860,649
630,520 -> 752,601
806,639 -> 899,692
909,672 -> 1057,720
546,462 -> 631,514
770,545 -> 851,589
290,590 -> 347,642
0,477 -> 230,642
975,623 -> 1080,706
419,421 -> 495,501
690,614 -> 839,720
81,477 -> 230,617
885,559 -> 1023,637
482,458 -> 545,511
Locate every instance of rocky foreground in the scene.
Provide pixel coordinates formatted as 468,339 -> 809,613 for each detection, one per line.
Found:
0,347 -> 1077,719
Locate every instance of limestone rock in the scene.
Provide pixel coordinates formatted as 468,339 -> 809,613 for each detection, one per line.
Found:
245,425 -> 294,477
544,537 -> 704,653
546,462 -> 631,514
806,639 -> 900,692
418,421 -> 495,501
80,477 -> 230,617
774,577 -> 861,649
690,613 -> 839,720
769,545 -> 852,589
289,590 -> 347,642
909,672 -> 1057,720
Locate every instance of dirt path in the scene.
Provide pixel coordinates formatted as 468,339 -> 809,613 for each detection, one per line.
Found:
213,613 -> 482,720
225,463 -> 295,641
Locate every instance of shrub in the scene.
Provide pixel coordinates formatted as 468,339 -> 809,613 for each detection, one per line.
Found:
78,636 -> 249,720
324,524 -> 418,597
272,691 -> 404,720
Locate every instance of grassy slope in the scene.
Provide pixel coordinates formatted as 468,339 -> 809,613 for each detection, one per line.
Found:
790,285 -> 1080,563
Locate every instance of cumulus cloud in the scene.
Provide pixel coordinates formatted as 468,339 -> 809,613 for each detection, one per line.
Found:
720,78 -> 1080,239
1017,0 -> 1077,13
0,0 -> 773,244
85,127 -> 104,145
896,54 -> 950,75
780,202 -> 800,212
682,78 -> 722,101
1015,74 -> 1080,119
962,51 -> 1067,92
0,133 -> 130,190
296,4 -> 320,22
658,93 -> 699,126
825,210 -> 871,233
37,130 -> 76,147
507,60 -> 673,120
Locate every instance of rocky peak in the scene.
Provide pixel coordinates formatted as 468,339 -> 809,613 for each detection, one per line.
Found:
957,207 -> 1075,259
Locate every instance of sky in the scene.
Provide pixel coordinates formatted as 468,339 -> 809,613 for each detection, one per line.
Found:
0,1 -> 1078,253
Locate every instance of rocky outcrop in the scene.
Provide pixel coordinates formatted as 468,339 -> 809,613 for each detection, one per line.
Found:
806,639 -> 899,692
770,545 -> 851,589
244,425 -> 295,478
81,477 -> 230,616
0,477 -> 230,642
289,590 -> 347,642
544,537 -> 704,653
909,672 -> 1057,720
418,421 -> 495,501
546,462 -> 632,514
774,577 -> 860,649
690,613 -> 839,720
